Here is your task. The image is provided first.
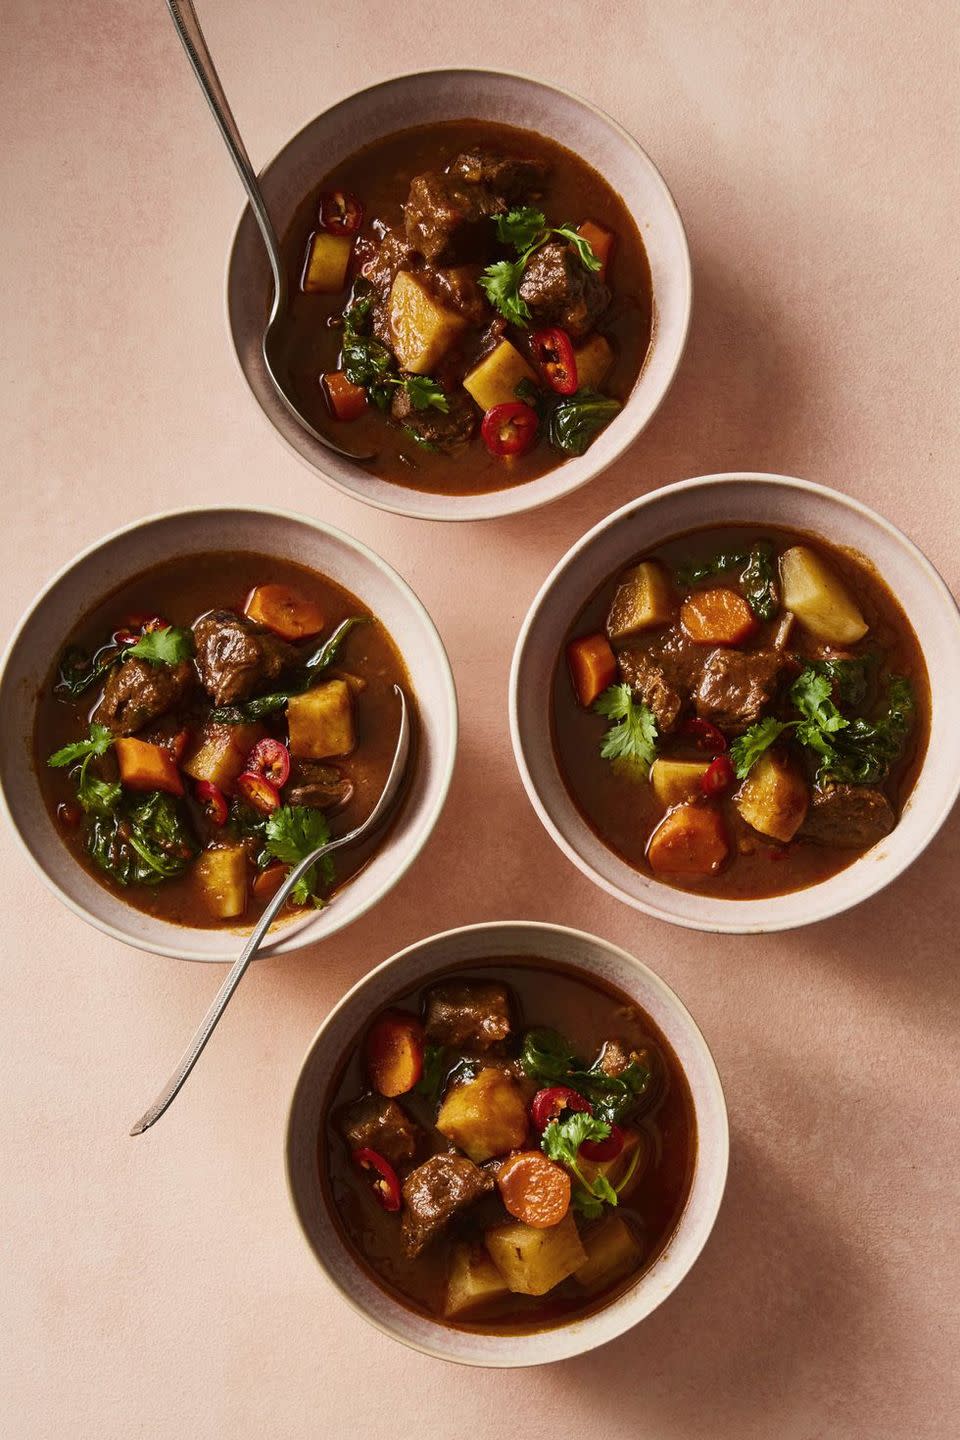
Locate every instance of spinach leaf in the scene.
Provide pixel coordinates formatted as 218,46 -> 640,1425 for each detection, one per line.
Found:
809,655 -> 872,709
54,644 -> 118,700
823,677 -> 914,784
547,389 -> 622,455
675,543 -> 779,620
414,1044 -> 447,1099
87,791 -> 197,886
521,1027 -> 652,1126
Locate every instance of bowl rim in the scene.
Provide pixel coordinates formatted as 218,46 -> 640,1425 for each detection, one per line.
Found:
0,503 -> 459,963
509,471 -> 960,934
223,65 -> 693,523
283,918 -> 729,1367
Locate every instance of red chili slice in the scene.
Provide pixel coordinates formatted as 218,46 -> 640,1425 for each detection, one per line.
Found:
195,780 -> 228,827
530,1085 -> 593,1134
235,771 -> 282,815
480,401 -> 539,458
245,738 -> 291,788
701,754 -> 735,796
531,327 -> 578,395
319,190 -> 364,235
679,717 -> 728,753
352,1147 -> 402,1212
579,1123 -> 625,1163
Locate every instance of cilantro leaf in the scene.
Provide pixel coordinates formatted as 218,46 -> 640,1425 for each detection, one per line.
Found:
48,724 -> 122,816
823,676 -> 914,784
478,258 -> 531,327
495,206 -> 547,251
594,684 -> 658,774
402,375 -> 450,412
541,1110 -> 620,1216
126,626 -> 194,666
261,805 -> 334,907
730,716 -> 793,779
47,722 -> 114,769
553,222 -> 602,272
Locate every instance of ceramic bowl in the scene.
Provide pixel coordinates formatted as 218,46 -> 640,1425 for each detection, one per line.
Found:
0,507 -> 457,962
226,68 -> 691,522
510,473 -> 960,934
286,920 -> 728,1366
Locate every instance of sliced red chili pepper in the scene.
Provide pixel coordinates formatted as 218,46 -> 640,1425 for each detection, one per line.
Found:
352,1147 -> 402,1212
235,771 -> 282,815
480,401 -> 539,458
679,717 -> 728,753
580,1123 -> 625,1163
319,190 -> 364,235
531,327 -> 578,395
195,780 -> 228,827
530,1085 -> 593,1133
245,738 -> 291,788
112,628 -> 140,647
701,754 -> 735,796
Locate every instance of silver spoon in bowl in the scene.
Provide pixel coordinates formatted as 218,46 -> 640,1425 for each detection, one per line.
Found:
166,0 -> 375,463
130,685 -> 411,1136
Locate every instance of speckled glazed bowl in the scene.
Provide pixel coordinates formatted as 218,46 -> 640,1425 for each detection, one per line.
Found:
226,68 -> 691,521
0,507 -> 457,962
285,921 -> 728,1367
510,473 -> 960,934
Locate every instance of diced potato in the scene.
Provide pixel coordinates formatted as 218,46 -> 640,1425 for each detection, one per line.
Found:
736,751 -> 809,843
301,232 -> 353,294
574,1214 -> 643,1291
577,1128 -> 645,1197
606,560 -> 674,639
650,758 -> 711,808
388,271 -> 467,374
646,803 -> 729,877
182,723 -> 265,792
485,1213 -> 588,1296
286,680 -> 355,760
573,333 -> 614,391
435,1067 -> 528,1163
779,546 -> 868,645
463,339 -> 537,411
195,845 -> 248,920
444,1243 -> 511,1319
114,737 -> 184,797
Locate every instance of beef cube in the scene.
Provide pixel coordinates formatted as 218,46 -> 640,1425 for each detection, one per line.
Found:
695,649 -> 789,733
799,784 -> 895,849
338,1094 -> 421,1167
390,386 -> 477,453
517,241 -> 610,340
449,148 -> 549,201
284,760 -> 353,811
404,171 -> 504,265
95,657 -> 193,736
192,610 -> 297,706
400,1153 -> 494,1258
617,630 -> 703,734
424,982 -> 512,1051
421,264 -> 490,326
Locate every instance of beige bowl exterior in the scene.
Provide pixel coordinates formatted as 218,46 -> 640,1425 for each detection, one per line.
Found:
510,473 -> 960,933
226,68 -> 692,521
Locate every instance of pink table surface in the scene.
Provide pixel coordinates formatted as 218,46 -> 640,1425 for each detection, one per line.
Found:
2,2 -> 958,1436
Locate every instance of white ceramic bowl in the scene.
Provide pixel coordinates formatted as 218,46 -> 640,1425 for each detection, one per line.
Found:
286,920 -> 727,1366
226,68 -> 691,522
0,507 -> 457,962
510,473 -> 960,934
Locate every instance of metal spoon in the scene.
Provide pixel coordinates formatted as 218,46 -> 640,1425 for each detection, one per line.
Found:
166,0 -> 375,462
130,685 -> 411,1136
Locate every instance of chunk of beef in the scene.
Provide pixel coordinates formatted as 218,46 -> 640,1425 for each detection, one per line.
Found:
421,264 -> 490,326
285,761 -> 353,811
390,386 -> 477,453
404,171 -> 504,265
694,649 -> 789,733
424,982 -> 512,1052
449,148 -> 549,201
338,1094 -> 421,1167
597,1039 -> 652,1079
192,611 -> 297,706
617,629 -> 705,734
517,241 -> 610,340
799,784 -> 895,849
401,1153 -> 494,1258
95,658 -> 193,736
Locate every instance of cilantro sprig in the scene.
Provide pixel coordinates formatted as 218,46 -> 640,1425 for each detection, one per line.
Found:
126,626 -> 194,666
594,684 -> 658,776
47,722 -> 121,815
261,805 -> 335,907
541,1111 -> 618,1220
479,207 -> 601,327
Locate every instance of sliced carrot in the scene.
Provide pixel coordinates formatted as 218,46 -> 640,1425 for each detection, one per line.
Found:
322,370 -> 368,422
252,862 -> 287,902
244,584 -> 325,641
496,1150 -> 571,1229
365,1011 -> 425,1097
577,220 -> 615,283
567,632 -> 617,708
680,588 -> 758,646
114,737 -> 184,797
646,803 -> 729,877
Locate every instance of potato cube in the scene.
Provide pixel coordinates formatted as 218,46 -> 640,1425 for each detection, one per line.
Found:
577,1128 -> 645,1197
195,845 -> 248,920
485,1213 -> 588,1296
444,1243 -> 511,1319
574,1214 -> 643,1291
301,232 -> 353,294
286,680 -> 355,760
573,333 -> 614,391
779,546 -> 868,645
463,340 -> 537,411
182,723 -> 265,791
606,561 -> 674,639
388,270 -> 468,374
435,1067 -> 528,1162
736,751 -> 809,843
650,758 -> 711,808
114,737 -> 183,797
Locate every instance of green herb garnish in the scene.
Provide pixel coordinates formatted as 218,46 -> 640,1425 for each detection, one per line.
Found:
480,208 -> 601,327
594,684 -> 658,775
261,805 -> 335,907
126,626 -> 194,666
675,543 -> 779,621
87,791 -> 197,886
341,281 -> 448,412
209,616 -> 366,723
541,1111 -> 619,1219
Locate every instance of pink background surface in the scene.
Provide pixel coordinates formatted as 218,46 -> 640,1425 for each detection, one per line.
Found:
2,2 -> 958,1436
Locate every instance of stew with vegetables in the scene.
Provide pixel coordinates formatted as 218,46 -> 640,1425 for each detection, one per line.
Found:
34,552 -> 412,928
322,959 -> 695,1332
277,120 -> 653,495
554,526 -> 930,899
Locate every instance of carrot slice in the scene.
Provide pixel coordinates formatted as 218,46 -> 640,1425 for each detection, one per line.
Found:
646,803 -> 729,877
496,1151 -> 571,1229
365,1011 -> 425,1097
322,370 -> 368,422
114,737 -> 184,797
251,862 -> 286,902
244,584 -> 325,641
680,588 -> 758,646
577,220 -> 615,282
567,632 -> 617,708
